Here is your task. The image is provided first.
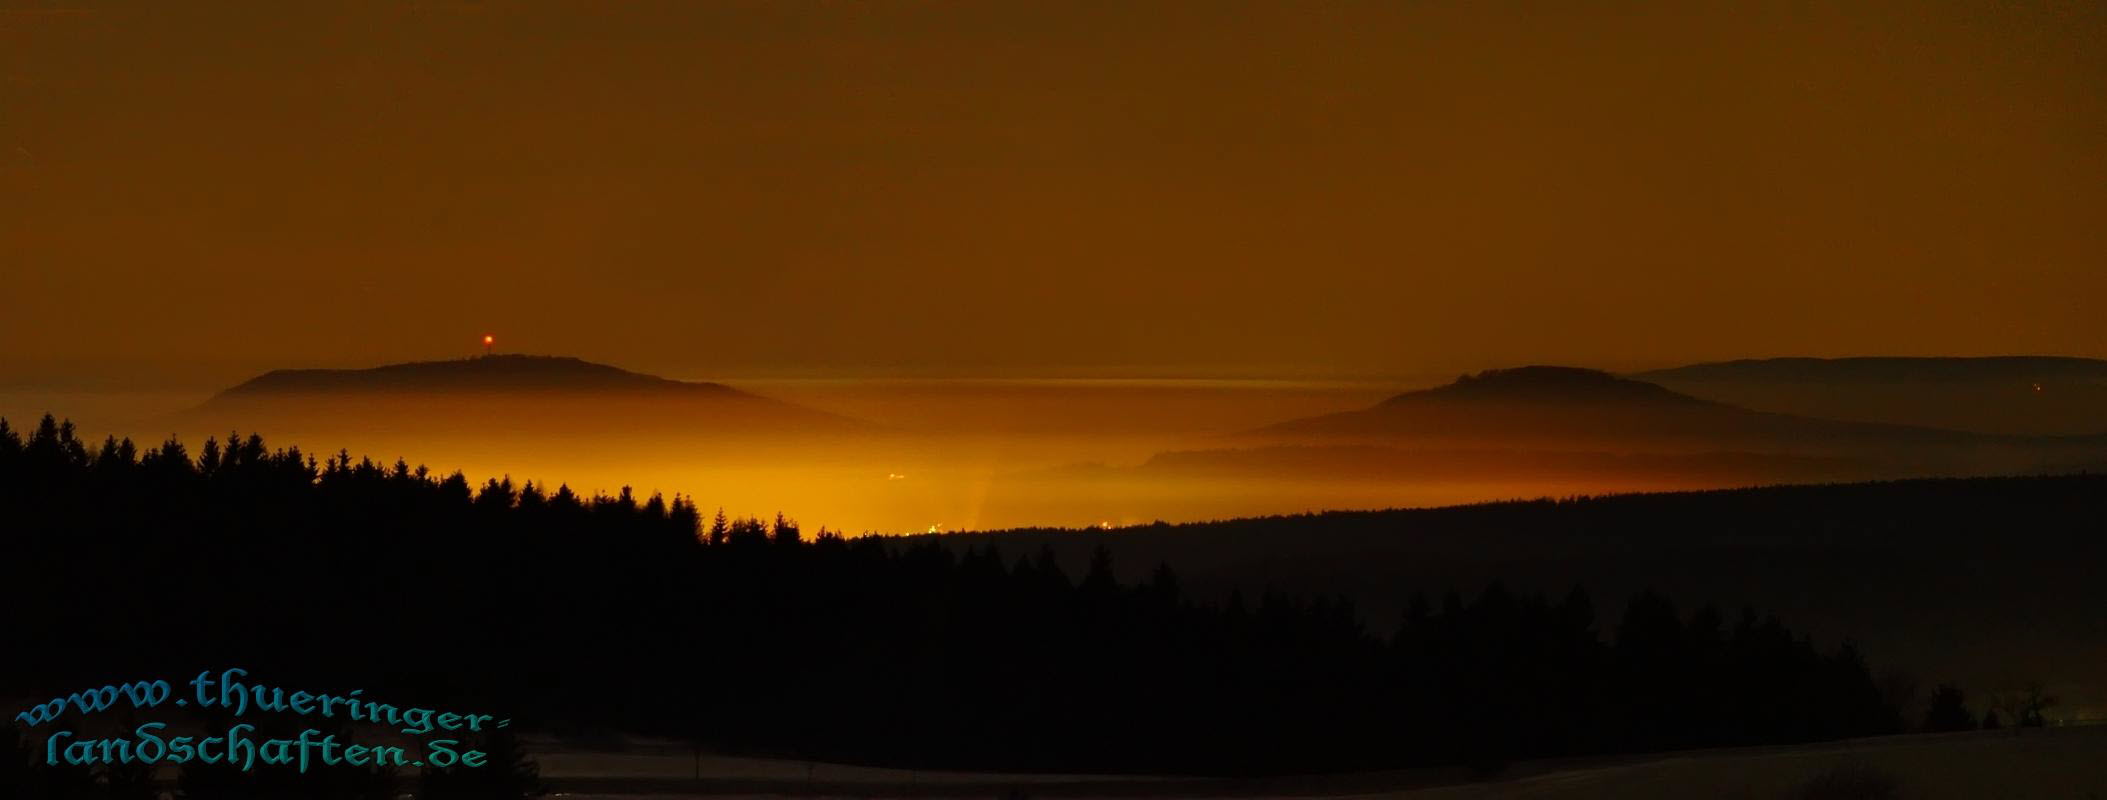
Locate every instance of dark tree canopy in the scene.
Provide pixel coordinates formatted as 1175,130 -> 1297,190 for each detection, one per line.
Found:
1,416 -> 1898,783
1922,684 -> 1977,732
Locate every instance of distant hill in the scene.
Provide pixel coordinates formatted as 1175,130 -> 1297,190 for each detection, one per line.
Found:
1636,355 -> 2107,384
178,354 -> 866,436
1130,366 -> 2107,495
1376,365 -> 1712,406
1633,356 -> 2107,436
215,354 -> 748,396
1246,366 -> 1996,454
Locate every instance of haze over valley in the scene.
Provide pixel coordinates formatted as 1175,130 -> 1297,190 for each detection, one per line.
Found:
12,353 -> 2106,534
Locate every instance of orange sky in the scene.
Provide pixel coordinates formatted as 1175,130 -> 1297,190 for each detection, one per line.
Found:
4,1 -> 2104,386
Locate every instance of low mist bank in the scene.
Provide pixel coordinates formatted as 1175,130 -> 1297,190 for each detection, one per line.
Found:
4,378 -> 1408,532
7,370 -> 2103,532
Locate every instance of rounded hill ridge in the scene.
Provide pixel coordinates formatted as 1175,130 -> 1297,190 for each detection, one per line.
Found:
1388,366 -> 1713,406
221,354 -> 740,396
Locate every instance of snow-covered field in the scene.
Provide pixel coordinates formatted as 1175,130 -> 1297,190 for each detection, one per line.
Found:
1376,725 -> 2107,799
539,724 -> 2107,798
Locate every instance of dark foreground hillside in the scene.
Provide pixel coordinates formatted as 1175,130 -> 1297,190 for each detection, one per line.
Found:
926,473 -> 2107,723
0,415 -> 1915,790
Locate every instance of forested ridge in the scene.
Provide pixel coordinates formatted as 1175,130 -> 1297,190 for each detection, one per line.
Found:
2,415 -> 1899,781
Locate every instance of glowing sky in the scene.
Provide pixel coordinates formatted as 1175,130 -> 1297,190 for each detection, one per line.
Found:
4,1 -> 2103,384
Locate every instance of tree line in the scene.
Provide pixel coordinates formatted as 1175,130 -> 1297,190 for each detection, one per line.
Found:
1,415 -> 1901,792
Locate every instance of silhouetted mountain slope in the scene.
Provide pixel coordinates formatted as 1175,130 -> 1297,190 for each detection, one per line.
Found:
1634,356 -> 2107,436
217,354 -> 747,396
1384,365 -> 1715,407
1206,366 -> 2107,489
179,354 -> 867,435
1248,366 -> 1995,452
1637,355 -> 2107,384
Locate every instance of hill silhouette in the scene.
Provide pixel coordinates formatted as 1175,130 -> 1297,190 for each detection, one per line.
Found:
177,354 -> 867,436
1638,355 -> 2107,384
215,354 -> 751,396
1635,356 -> 2107,436
1042,366 -> 2107,501
1247,366 -> 2039,456
1384,365 -> 1717,407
